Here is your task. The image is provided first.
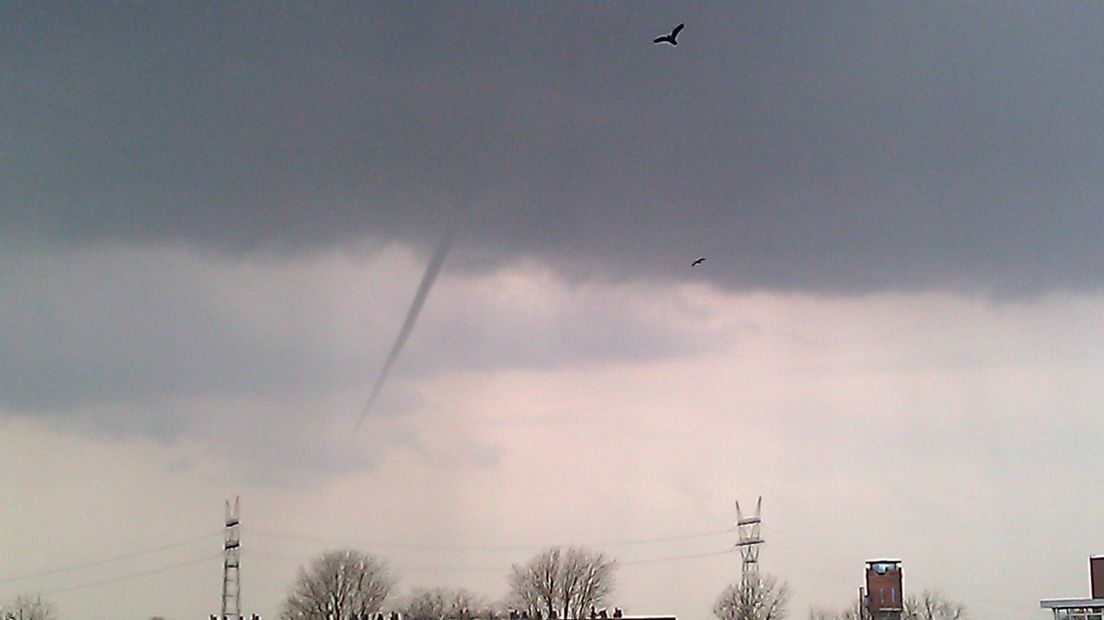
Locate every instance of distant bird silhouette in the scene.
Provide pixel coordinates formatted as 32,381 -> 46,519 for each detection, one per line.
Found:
691,257 -> 706,267
654,23 -> 685,46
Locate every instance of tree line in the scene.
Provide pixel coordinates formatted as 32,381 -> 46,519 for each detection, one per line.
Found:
808,590 -> 966,620
280,547 -> 617,620
276,547 -> 964,620
1,546 -> 966,620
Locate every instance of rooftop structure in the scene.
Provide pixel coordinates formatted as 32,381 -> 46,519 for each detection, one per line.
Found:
862,559 -> 903,620
1040,557 -> 1104,620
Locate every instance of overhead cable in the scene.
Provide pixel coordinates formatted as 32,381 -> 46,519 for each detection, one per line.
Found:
249,527 -> 735,553
40,553 -> 222,596
0,530 -> 221,585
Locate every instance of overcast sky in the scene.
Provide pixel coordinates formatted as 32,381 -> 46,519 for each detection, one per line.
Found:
3,3 -> 1104,620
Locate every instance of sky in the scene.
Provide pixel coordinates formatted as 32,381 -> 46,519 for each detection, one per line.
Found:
3,2 -> 1104,619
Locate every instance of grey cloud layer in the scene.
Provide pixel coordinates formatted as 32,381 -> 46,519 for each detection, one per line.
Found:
5,3 -> 1104,293
0,240 -> 713,478
0,242 -> 709,416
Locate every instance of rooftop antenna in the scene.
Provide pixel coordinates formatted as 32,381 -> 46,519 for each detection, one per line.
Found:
735,496 -> 764,585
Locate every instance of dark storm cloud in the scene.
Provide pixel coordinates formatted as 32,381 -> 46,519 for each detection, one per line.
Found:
4,3 -> 1104,293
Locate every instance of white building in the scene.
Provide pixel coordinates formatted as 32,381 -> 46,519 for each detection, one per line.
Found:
1040,557 -> 1104,620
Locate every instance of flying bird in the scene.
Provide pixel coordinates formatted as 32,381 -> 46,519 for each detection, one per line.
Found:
653,23 -> 685,46
691,257 -> 706,267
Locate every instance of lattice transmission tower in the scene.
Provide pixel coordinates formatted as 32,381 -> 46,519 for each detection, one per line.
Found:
734,496 -> 764,585
221,496 -> 242,620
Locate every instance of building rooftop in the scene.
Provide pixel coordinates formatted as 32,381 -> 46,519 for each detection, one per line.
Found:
1041,599 -> 1104,609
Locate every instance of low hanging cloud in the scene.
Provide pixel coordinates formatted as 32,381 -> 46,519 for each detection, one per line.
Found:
0,239 -> 722,427
6,233 -> 1102,483
0,237 -> 736,481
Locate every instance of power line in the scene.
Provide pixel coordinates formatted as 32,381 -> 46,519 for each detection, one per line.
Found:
618,549 -> 736,566
250,527 -> 735,553
39,553 -> 222,596
246,551 -> 507,574
596,529 -> 737,547
0,530 -> 221,585
5,520 -> 733,594
246,546 -> 736,574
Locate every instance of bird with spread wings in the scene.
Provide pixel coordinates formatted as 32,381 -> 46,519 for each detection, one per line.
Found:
653,23 -> 685,46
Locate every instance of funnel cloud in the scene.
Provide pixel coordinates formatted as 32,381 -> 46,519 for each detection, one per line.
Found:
354,211 -> 462,434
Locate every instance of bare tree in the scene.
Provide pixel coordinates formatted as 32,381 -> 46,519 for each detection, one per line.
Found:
403,588 -> 449,620
446,589 -> 493,620
903,591 -> 966,620
1,595 -> 57,620
839,603 -> 863,620
713,574 -> 790,620
508,547 -> 616,619
402,588 -> 493,620
280,549 -> 398,620
807,599 -> 863,620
